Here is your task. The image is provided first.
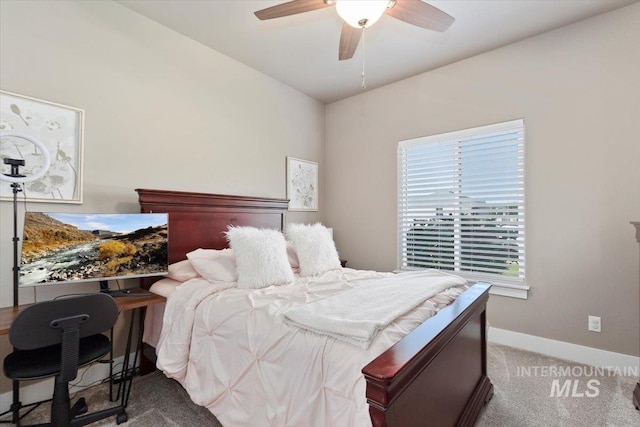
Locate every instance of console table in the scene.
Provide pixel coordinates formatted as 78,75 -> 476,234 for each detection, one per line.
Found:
0,290 -> 164,335
633,221 -> 640,411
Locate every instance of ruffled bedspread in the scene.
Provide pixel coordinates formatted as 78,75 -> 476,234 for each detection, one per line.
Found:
156,268 -> 466,427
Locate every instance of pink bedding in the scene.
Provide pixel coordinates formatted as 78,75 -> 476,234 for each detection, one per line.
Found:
153,268 -> 466,427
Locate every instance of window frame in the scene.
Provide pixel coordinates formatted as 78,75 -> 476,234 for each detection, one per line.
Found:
397,119 -> 529,299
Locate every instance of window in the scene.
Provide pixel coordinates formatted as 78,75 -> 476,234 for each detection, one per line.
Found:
398,119 -> 527,298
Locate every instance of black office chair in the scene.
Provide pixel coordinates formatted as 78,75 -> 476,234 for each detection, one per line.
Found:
3,293 -> 128,426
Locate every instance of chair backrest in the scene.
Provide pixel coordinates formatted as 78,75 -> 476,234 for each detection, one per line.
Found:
9,293 -> 118,350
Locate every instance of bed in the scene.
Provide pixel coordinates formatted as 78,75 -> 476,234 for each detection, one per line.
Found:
135,188 -> 493,427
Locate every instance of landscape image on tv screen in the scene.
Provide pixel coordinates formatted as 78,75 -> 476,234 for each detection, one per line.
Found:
19,212 -> 168,286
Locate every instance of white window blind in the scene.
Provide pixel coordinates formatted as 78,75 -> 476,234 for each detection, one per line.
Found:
398,119 -> 526,291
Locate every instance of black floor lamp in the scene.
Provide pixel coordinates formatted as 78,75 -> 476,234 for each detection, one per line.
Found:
0,131 -> 51,307
0,131 -> 51,425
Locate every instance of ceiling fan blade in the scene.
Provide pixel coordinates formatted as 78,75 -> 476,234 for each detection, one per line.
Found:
339,22 -> 361,61
386,0 -> 454,32
254,0 -> 332,21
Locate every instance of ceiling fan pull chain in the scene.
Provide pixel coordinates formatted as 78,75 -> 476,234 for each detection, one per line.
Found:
361,25 -> 366,89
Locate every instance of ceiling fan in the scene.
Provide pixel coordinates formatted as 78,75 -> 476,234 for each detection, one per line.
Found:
254,0 -> 455,61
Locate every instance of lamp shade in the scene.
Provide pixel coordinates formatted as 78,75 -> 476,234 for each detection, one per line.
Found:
336,0 -> 388,28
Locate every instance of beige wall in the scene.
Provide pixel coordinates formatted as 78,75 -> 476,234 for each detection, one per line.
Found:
1,0 -> 638,407
0,0 -> 324,396
325,4 -> 640,357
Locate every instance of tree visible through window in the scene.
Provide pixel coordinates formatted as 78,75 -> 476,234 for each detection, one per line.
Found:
398,120 -> 525,285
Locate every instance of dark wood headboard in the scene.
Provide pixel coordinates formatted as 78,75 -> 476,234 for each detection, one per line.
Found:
136,188 -> 288,288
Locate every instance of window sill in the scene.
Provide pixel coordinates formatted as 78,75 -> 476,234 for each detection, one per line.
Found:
395,268 -> 529,299
487,283 -> 529,299
456,272 -> 529,300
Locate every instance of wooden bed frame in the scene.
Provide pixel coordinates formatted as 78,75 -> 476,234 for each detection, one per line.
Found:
136,188 -> 493,427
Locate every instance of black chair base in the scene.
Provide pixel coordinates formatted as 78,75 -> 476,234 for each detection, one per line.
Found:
3,397 -> 127,427
1,402 -> 127,427
22,405 -> 128,427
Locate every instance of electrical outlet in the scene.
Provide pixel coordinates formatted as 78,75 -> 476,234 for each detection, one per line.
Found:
588,315 -> 601,332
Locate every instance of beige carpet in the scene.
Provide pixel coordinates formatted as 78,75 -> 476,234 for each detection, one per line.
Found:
477,344 -> 639,426
12,344 -> 640,426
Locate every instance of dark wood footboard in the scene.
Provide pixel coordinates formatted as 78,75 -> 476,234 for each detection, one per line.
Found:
362,282 -> 493,427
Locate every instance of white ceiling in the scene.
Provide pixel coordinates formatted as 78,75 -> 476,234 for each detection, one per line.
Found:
117,0 -> 637,103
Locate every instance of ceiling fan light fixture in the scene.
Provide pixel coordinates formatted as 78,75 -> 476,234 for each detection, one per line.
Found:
336,0 -> 389,28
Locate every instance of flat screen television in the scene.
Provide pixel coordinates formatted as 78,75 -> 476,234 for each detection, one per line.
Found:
19,212 -> 168,296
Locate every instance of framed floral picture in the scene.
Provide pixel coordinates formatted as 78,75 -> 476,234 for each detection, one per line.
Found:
287,157 -> 318,211
0,90 -> 84,203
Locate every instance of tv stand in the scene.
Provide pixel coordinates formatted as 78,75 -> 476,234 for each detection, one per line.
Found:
99,280 -> 151,298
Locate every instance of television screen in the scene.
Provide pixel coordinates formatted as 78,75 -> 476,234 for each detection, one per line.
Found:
19,212 -> 168,287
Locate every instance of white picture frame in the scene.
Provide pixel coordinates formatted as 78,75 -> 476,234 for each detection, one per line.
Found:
0,90 -> 84,203
286,157 -> 318,211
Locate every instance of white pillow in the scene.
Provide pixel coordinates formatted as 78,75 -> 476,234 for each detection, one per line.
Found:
186,248 -> 238,283
286,223 -> 341,277
167,259 -> 200,282
225,226 -> 294,289
149,277 -> 183,298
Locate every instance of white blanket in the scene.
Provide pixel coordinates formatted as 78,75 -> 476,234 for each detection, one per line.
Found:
284,270 -> 466,348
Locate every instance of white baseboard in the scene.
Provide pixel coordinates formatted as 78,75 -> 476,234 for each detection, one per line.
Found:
489,327 -> 640,372
0,353 -> 136,414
